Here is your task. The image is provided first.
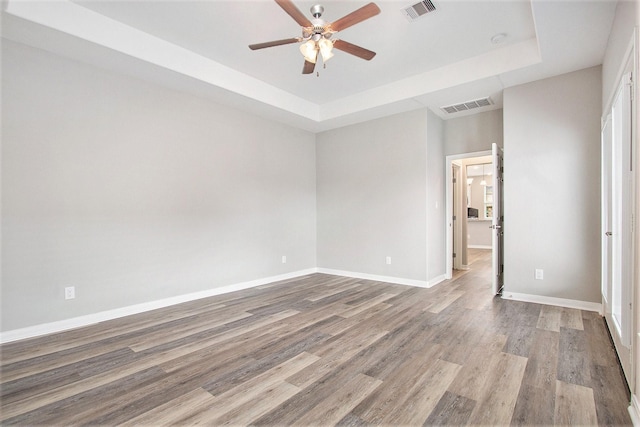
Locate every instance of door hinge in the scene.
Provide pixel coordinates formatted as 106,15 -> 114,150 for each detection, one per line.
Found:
453,252 -> 457,258
453,215 -> 456,221
453,178 -> 457,184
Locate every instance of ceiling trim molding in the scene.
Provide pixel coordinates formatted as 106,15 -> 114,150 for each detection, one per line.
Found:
4,0 -> 321,122
3,0 -> 612,133
4,0 -> 540,126
319,37 -> 540,121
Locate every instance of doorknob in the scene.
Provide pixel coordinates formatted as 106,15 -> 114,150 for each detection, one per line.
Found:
490,225 -> 502,229
605,231 -> 613,236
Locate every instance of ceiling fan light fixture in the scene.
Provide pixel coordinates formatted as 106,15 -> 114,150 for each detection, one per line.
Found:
318,38 -> 334,62
300,39 -> 318,63
250,1 -> 381,74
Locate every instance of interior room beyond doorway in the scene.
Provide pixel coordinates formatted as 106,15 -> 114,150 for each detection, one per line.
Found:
446,152 -> 493,279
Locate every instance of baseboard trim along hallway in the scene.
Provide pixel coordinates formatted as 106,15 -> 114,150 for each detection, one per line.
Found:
0,268 -> 318,344
316,268 -> 431,288
502,291 -> 602,313
2,270 -> 603,343
629,393 -> 640,426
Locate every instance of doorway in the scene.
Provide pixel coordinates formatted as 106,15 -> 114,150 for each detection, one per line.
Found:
446,150 -> 492,279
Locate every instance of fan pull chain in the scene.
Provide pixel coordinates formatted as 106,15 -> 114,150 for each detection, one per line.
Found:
317,62 -> 327,77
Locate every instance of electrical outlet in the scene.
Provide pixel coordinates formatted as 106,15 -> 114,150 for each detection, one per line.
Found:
282,255 -> 287,264
64,286 -> 76,300
535,269 -> 544,280
386,256 -> 392,265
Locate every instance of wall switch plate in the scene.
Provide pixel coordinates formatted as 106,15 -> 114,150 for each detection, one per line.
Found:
282,255 -> 287,264
535,269 -> 544,280
386,256 -> 392,265
65,286 -> 76,300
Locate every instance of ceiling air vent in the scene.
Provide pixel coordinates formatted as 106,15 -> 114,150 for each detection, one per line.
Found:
441,97 -> 494,115
403,0 -> 436,21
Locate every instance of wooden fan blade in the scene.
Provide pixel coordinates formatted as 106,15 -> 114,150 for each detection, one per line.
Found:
302,60 -> 316,74
249,38 -> 299,50
275,0 -> 312,27
329,2 -> 380,32
333,39 -> 376,60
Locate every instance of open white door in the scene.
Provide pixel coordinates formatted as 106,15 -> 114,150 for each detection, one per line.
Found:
603,71 -> 634,382
491,143 -> 504,295
602,114 -> 613,309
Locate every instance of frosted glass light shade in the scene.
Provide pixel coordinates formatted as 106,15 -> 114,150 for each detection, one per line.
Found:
300,40 -> 318,63
318,38 -> 334,62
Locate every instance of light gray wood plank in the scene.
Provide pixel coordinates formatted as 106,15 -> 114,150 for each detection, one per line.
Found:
554,380 -> 598,425
510,384 -> 555,425
560,307 -> 584,330
380,359 -> 462,425
466,351 -> 528,425
119,387 -> 215,426
537,305 -> 562,332
423,391 -> 476,426
292,373 -> 382,426
182,351 -> 318,424
522,329 -> 559,390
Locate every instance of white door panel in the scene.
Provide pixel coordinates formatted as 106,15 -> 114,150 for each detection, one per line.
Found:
492,143 -> 504,295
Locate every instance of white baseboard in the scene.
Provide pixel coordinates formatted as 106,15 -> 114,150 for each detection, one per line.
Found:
501,291 -> 602,313
0,268 -> 317,344
427,274 -> 447,288
630,394 -> 640,426
2,270 -> 607,344
468,245 -> 492,249
316,268 -> 428,288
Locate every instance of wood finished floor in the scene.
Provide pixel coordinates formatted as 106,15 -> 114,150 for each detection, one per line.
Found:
0,249 -> 631,426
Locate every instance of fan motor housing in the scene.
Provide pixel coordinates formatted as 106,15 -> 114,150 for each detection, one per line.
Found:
310,4 -> 324,17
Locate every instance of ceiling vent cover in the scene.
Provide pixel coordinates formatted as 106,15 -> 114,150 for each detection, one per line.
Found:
441,97 -> 494,114
403,0 -> 436,21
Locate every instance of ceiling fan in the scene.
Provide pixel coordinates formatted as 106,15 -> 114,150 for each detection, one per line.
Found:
249,0 -> 381,74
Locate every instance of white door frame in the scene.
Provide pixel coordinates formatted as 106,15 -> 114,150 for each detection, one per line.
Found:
452,163 -> 463,271
445,150 -> 492,279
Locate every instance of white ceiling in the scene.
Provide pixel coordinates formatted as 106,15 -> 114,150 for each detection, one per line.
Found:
1,0 -> 618,132
467,162 -> 493,177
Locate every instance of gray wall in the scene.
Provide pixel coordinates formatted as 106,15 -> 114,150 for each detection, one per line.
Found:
1,41 -> 317,331
503,66 -> 602,303
444,109 -> 503,156
468,221 -> 492,248
1,35 -> 606,334
602,0 -> 638,110
316,110 -> 429,282
426,111 -> 446,282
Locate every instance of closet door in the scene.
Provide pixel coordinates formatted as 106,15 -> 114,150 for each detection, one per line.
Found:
603,71 -> 634,383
